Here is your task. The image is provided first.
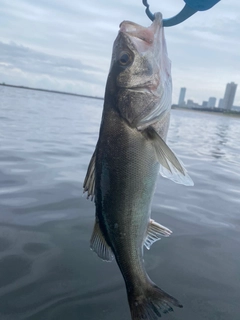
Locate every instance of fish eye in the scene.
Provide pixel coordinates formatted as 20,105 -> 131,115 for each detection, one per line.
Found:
119,52 -> 131,66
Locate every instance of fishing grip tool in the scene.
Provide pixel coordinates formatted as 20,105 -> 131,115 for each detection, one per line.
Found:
142,0 -> 221,26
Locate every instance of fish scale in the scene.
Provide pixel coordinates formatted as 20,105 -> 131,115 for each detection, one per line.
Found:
84,12 -> 193,320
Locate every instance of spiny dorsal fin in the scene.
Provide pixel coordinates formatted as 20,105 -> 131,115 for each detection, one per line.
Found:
90,220 -> 115,262
83,149 -> 96,200
145,127 -> 194,186
144,219 -> 172,250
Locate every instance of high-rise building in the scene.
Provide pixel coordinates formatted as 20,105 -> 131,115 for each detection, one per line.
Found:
222,82 -> 238,110
218,98 -> 223,108
186,99 -> 194,108
178,87 -> 186,106
207,97 -> 216,108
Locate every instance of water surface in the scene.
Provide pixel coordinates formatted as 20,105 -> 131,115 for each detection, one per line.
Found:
0,86 -> 240,319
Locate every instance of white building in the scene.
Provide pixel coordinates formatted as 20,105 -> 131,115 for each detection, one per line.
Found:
207,97 -> 216,108
218,98 -> 224,108
178,88 -> 186,106
222,82 -> 238,110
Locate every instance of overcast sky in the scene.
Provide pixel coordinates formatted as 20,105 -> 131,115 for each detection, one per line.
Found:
0,0 -> 239,105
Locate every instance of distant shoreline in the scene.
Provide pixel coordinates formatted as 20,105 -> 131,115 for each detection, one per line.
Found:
172,104 -> 240,118
0,83 -> 104,101
1,83 -> 239,118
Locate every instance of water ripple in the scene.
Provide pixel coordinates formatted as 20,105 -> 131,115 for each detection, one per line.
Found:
0,88 -> 240,320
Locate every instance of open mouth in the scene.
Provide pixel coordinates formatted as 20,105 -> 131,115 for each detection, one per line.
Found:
119,13 -> 162,43
120,22 -> 154,44
118,14 -> 163,55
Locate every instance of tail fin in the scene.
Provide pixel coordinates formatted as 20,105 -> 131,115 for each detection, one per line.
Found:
128,282 -> 182,320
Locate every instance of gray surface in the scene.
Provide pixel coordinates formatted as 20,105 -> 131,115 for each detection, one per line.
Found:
0,86 -> 239,319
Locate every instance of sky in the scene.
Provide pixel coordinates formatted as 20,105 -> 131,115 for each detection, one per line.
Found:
0,0 -> 240,105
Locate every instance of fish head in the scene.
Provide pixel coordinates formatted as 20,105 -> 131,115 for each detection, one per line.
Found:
108,12 -> 172,131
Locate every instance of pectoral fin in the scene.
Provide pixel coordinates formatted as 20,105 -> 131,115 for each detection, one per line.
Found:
144,219 -> 172,250
83,149 -> 96,200
90,220 -> 115,262
145,127 -> 194,186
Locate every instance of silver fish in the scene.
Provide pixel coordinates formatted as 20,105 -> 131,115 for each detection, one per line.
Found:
84,12 -> 193,320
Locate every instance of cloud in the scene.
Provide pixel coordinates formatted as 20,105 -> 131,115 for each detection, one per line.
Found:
0,0 -> 239,104
0,40 -> 106,96
163,1 -> 240,104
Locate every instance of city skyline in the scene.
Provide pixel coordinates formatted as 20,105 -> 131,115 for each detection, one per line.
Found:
177,82 -> 239,109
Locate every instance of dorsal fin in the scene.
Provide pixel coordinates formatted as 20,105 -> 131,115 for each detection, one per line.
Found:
83,149 -> 96,200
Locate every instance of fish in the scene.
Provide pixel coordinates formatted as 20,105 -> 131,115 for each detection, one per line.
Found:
83,12 -> 193,320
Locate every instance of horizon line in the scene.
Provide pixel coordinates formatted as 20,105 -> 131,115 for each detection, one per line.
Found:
0,83 -> 104,100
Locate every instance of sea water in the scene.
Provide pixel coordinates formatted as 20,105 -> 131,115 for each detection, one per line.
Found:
0,86 -> 240,320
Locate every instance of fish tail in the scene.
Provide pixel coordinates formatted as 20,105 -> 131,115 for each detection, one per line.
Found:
128,282 -> 182,320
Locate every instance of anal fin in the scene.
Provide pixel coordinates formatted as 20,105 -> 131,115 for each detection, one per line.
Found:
90,220 -> 115,262
144,219 -> 172,250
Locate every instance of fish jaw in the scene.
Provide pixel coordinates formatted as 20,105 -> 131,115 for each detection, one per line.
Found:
109,12 -> 172,131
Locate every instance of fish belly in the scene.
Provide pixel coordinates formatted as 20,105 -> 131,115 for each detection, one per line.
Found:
95,107 -> 159,282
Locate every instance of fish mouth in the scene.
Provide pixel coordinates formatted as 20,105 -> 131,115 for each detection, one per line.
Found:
119,12 -> 162,43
